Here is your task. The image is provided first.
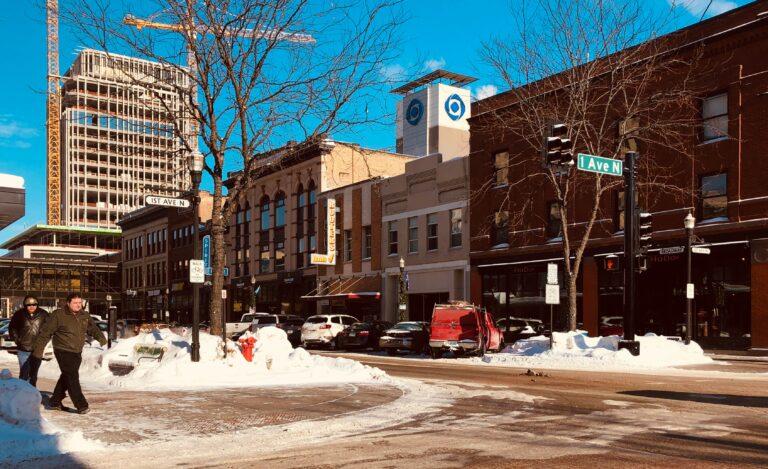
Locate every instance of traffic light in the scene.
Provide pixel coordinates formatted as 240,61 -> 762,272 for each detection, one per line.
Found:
543,122 -> 574,166
603,255 -> 621,272
636,211 -> 653,254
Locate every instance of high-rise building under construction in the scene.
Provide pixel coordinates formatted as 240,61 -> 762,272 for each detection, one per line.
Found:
59,49 -> 192,229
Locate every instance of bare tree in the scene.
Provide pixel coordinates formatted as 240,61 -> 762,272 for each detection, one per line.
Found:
59,0 -> 403,337
475,0 -> 701,330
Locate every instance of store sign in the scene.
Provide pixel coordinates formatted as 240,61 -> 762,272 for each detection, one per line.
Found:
405,99 -> 424,126
444,94 -> 466,121
311,198 -> 337,265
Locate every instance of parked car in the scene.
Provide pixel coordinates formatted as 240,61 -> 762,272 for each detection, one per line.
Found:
429,301 -> 504,359
378,322 -> 430,355
599,316 -> 624,336
226,312 -> 270,338
338,321 -> 393,351
496,317 -> 545,344
280,318 -> 307,347
300,314 -> 358,349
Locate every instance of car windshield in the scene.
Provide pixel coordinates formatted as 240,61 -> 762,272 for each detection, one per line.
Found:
286,319 -> 305,326
350,323 -> 371,330
255,317 -> 277,324
392,322 -> 423,331
306,316 -> 327,324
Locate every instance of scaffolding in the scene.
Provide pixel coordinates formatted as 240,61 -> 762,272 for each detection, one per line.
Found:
60,49 -> 192,229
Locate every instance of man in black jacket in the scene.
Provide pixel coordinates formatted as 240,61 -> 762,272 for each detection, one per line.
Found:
8,295 -> 49,387
32,293 -> 107,414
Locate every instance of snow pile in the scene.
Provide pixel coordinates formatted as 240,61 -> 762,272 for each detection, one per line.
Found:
65,326 -> 389,391
475,332 -> 713,370
0,369 -> 101,462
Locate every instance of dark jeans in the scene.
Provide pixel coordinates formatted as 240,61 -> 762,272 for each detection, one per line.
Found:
18,350 -> 42,387
51,349 -> 88,410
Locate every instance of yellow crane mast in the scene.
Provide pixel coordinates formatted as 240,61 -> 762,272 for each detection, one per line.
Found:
46,0 -> 61,226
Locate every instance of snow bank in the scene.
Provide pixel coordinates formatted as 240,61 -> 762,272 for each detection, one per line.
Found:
0,369 -> 101,462
69,327 -> 389,391
474,332 -> 713,370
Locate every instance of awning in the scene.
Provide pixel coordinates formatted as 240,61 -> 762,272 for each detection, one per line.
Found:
301,274 -> 381,301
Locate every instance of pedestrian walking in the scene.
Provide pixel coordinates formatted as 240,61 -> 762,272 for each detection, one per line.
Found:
8,295 -> 49,387
31,293 -> 107,414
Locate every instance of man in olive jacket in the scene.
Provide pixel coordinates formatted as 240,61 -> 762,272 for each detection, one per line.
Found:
32,293 -> 107,414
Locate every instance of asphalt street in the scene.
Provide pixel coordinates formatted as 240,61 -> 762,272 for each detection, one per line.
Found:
5,352 -> 768,468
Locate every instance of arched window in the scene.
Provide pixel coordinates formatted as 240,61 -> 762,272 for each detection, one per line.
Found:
296,184 -> 306,268
260,195 -> 270,231
307,180 -> 316,252
274,191 -> 286,227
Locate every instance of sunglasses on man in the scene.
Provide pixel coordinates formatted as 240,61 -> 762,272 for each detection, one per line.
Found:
25,303 -> 38,307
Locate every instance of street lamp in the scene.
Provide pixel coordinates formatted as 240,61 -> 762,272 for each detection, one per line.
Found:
684,212 -> 695,345
188,150 -> 204,362
250,275 -> 257,311
398,257 -> 407,323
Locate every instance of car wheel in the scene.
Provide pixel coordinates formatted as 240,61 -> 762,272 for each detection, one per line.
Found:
429,347 -> 442,359
386,348 -> 397,356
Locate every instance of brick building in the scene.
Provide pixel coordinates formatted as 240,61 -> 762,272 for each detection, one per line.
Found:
468,1 -> 768,350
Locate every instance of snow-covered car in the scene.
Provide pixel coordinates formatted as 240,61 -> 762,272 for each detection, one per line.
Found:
300,314 -> 358,349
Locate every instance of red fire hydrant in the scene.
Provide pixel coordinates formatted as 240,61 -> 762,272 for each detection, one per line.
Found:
239,336 -> 256,362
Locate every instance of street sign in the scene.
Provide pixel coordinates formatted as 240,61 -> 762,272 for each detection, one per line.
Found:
691,246 -> 711,255
190,259 -> 205,283
577,153 -> 623,177
145,195 -> 190,208
547,263 -> 558,285
660,246 -> 685,255
545,284 -> 560,305
203,235 -> 211,271
686,283 -> 695,299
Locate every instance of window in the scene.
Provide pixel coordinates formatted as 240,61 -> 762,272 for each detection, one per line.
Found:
260,196 -> 270,231
344,230 -> 352,261
701,173 -> 727,219
362,225 -> 372,260
274,192 -> 286,227
494,151 -> 509,185
408,217 -> 418,253
702,93 -> 728,141
427,213 -> 438,251
260,243 -> 270,273
450,208 -> 462,248
547,201 -> 562,239
388,221 -> 398,255
492,210 -> 508,246
275,240 -> 285,271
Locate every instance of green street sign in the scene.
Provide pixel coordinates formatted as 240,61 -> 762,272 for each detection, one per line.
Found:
577,153 -> 623,177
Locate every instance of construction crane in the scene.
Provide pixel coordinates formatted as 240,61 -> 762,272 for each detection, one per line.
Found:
122,10 -> 315,155
46,0 -> 61,226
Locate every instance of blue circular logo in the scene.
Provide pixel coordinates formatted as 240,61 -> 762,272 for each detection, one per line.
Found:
405,99 -> 424,126
444,94 -> 466,121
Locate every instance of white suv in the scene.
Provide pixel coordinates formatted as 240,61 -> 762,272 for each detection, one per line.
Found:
301,314 -> 358,349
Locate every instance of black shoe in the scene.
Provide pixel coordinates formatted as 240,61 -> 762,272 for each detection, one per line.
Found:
48,401 -> 62,411
77,407 -> 90,414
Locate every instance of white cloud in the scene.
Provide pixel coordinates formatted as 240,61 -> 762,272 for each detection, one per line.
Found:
379,63 -> 407,83
668,0 -> 740,17
474,84 -> 498,100
423,57 -> 446,72
0,117 -> 38,149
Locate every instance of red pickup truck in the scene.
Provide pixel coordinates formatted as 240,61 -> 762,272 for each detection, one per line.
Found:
428,301 -> 504,359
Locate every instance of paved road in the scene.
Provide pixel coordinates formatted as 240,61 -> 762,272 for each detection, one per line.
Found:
7,353 -> 768,468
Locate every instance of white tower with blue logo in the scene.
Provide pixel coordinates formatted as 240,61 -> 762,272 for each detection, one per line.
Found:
393,70 -> 476,161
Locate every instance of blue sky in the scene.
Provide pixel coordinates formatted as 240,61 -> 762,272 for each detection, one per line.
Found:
0,0 -> 754,248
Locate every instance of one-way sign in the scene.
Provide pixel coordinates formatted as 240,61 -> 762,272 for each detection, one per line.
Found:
145,195 -> 190,208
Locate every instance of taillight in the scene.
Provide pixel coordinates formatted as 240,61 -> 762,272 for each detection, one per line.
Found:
358,331 -> 369,336
320,324 -> 332,329
277,324 -> 284,329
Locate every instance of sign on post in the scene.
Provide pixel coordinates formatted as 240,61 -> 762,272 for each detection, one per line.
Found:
577,153 -> 623,177
203,235 -> 211,274
145,195 -> 191,208
545,284 -> 560,305
686,283 -> 695,299
691,246 -> 711,255
189,259 -> 205,283
547,263 -> 558,285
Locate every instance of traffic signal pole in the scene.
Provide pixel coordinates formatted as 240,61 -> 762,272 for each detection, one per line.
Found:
621,151 -> 640,356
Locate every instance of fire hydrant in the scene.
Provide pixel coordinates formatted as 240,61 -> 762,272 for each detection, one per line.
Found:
239,336 -> 256,362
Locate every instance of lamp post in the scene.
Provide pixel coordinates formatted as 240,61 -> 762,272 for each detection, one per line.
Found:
684,212 -> 695,345
250,275 -> 257,311
398,257 -> 407,323
188,150 -> 204,362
